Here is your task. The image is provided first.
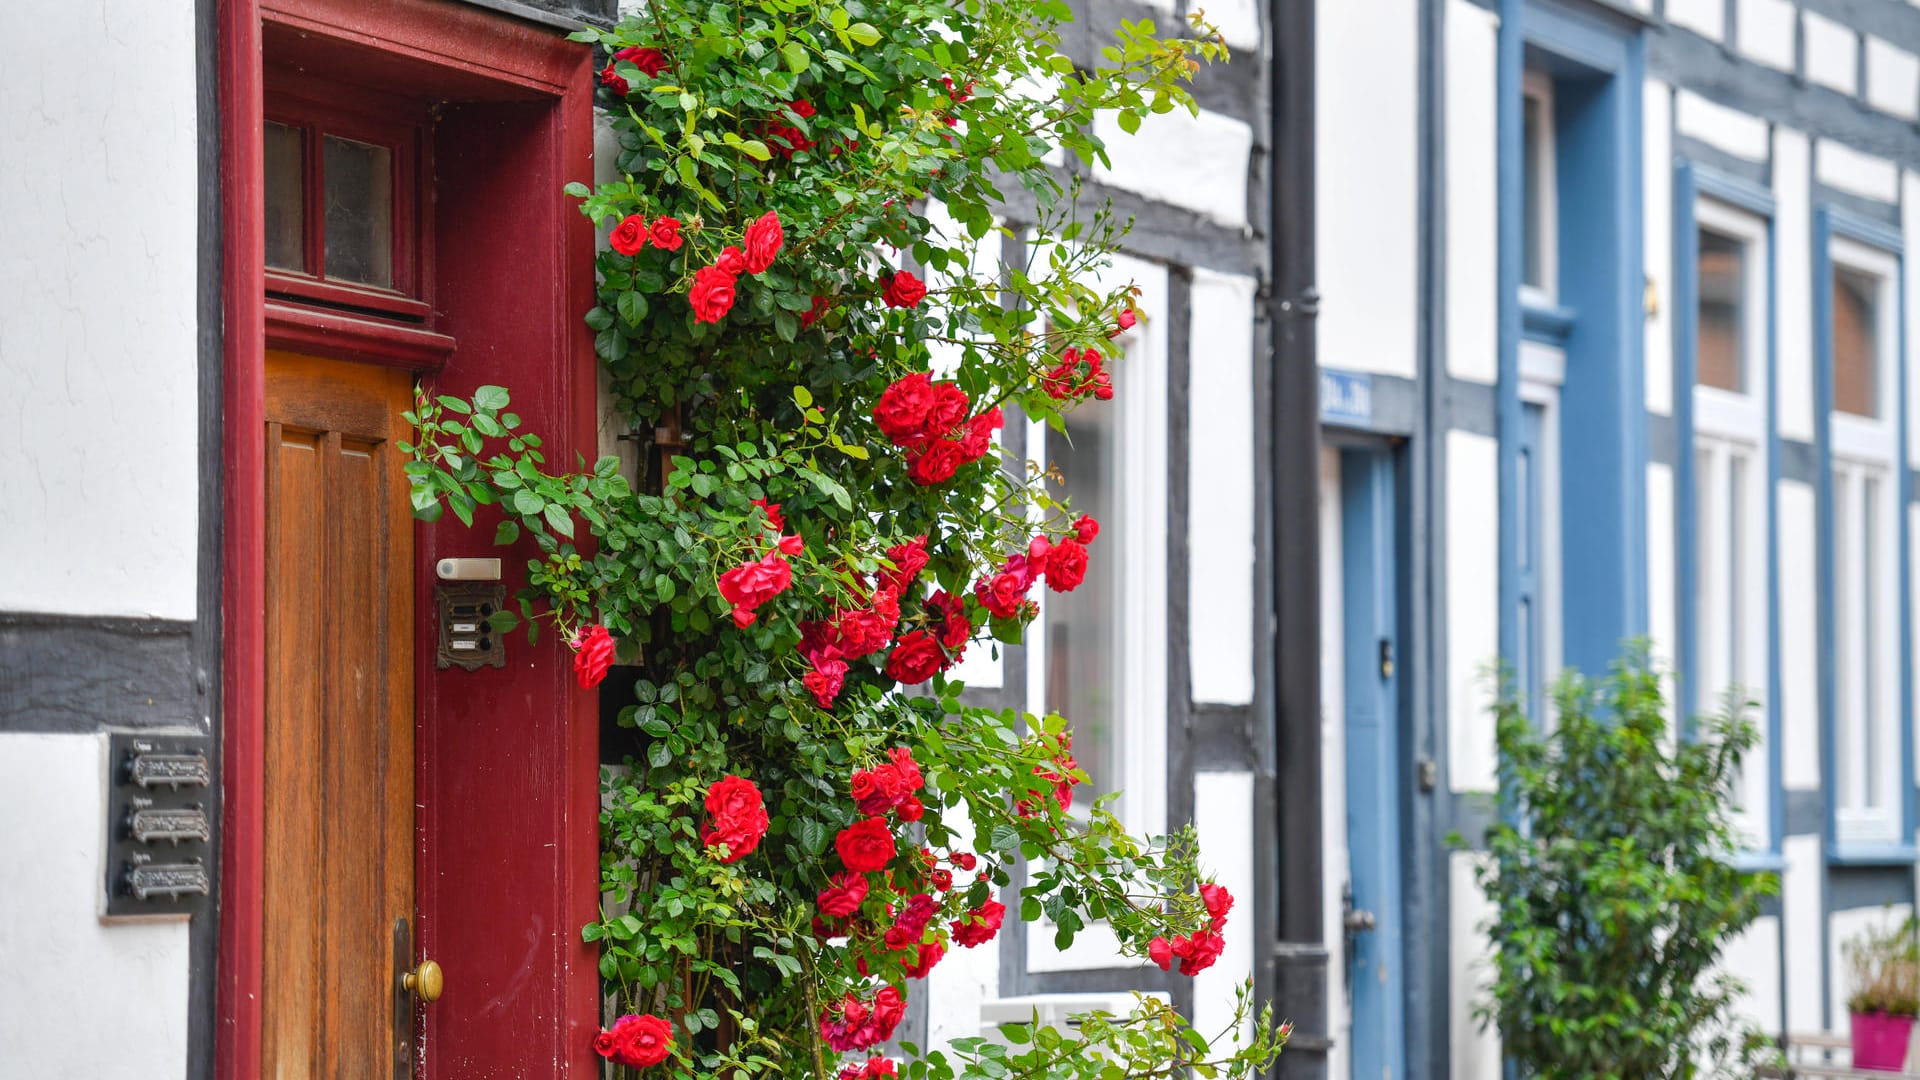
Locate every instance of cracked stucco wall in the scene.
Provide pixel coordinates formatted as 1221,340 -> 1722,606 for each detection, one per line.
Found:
0,0 -> 200,621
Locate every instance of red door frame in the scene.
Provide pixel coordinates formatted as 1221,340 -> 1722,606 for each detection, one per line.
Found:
216,1 -> 601,1076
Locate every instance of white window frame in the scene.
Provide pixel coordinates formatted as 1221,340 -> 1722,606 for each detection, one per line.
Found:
1021,252 -> 1168,973
1520,70 -> 1559,308
1828,234 -> 1902,847
1691,197 -> 1772,850
1518,340 -> 1565,724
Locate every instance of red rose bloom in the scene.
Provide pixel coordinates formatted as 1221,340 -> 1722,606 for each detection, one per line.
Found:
879,536 -> 930,594
805,657 -> 848,709
923,383 -> 971,437
1200,882 -> 1234,930
950,899 -> 1006,947
849,768 -> 880,804
873,373 -> 936,444
817,871 -> 869,917
885,629 -> 946,684
789,98 -> 817,118
714,245 -> 747,276
927,589 -> 972,650
1147,936 -> 1174,971
1177,929 -> 1225,975
889,745 -> 924,789
951,852 -> 978,871
572,624 -> 616,689
872,986 -> 906,1036
903,940 -> 946,978
690,265 -> 738,323
883,270 -> 928,309
742,211 -> 784,274
930,867 -> 953,890
1043,539 -> 1089,592
960,406 -> 1003,459
610,214 -> 648,256
835,604 -> 895,659
594,1013 -> 674,1068
801,294 -> 831,328
897,795 -> 924,822
600,64 -> 632,96
701,776 -> 770,863
649,215 -> 684,251
751,498 -> 784,531
907,440 -> 966,485
718,551 -> 793,624
1110,306 -> 1138,337
835,816 -> 897,873
1072,514 -> 1100,544
615,45 -> 669,76
975,564 -> 1031,619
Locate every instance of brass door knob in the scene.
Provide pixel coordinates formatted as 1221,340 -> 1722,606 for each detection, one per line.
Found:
403,959 -> 443,1002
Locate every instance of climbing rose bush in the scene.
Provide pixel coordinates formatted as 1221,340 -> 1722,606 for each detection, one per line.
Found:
402,0 -> 1285,1074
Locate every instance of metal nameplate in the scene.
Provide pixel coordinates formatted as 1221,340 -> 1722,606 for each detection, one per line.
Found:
125,861 -> 210,901
129,807 -> 210,845
128,753 -> 210,789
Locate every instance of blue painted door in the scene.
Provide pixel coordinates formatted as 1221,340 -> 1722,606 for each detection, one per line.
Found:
1340,447 -> 1406,1080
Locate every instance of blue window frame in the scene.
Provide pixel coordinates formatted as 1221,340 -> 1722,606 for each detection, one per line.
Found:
1813,206 -> 1915,863
1673,163 -> 1783,860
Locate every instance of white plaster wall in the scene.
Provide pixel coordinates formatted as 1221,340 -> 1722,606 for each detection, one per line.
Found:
1646,80 -> 1674,417
1667,0 -> 1725,42
1447,429 -> 1500,793
1445,0 -> 1500,385
1833,906 -> 1917,1032
1675,90 -> 1770,164
1737,0 -> 1798,72
0,1 -> 199,620
1647,462 -> 1677,678
1867,38 -> 1920,121
926,804 -> 1000,1045
1449,852 -> 1501,1080
1317,0 -> 1418,379
1093,108 -> 1251,228
1192,771 -> 1256,1046
1782,834 -> 1826,1034
1804,11 -> 1861,98
1188,269 -> 1258,706
0,733 -> 189,1080
1723,915 -> 1783,1037
1779,480 -> 1822,789
1315,446 -> 1352,1080
1775,128 -> 1815,443
1817,140 -> 1901,205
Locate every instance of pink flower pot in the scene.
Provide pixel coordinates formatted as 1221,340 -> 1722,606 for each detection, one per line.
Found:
1851,1010 -> 1916,1071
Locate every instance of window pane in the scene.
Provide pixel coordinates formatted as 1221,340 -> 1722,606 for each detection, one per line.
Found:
1521,95 -> 1546,291
1044,404 -> 1122,813
1833,264 -> 1881,418
1862,472 -> 1881,808
1696,227 -> 1746,393
323,135 -> 393,288
1726,452 -> 1746,686
264,122 -> 304,272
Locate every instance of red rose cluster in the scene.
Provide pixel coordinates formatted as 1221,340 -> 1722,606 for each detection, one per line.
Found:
593,1012 -> 673,1068
839,1057 -> 898,1080
882,270 -> 927,309
1018,734 -> 1080,816
690,211 -> 784,323
871,372 -> 1004,486
949,898 -> 1006,947
765,99 -> 817,159
1041,346 -> 1114,401
609,212 -> 684,258
701,775 -> 770,863
797,537 -> 923,708
599,46 -> 667,96
818,986 -> 906,1052
850,746 -> 927,820
571,623 -> 616,689
974,515 -> 1099,620
718,531 -> 803,628
1146,881 -> 1235,976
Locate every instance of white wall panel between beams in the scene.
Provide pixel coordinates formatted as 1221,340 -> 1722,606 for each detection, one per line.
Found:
1317,0 -> 1418,379
1723,915 -> 1782,1036
1666,0 -> 1725,41
1445,0 -> 1500,385
1449,852 -> 1501,1079
1447,429 -> 1500,793
1804,11 -> 1861,98
1779,480 -> 1822,789
1188,270 -> 1258,705
0,0 -> 199,619
1737,0 -> 1797,72
0,734 -> 189,1080
1675,90 -> 1770,164
1205,0 -> 1262,53
1093,108 -> 1251,228
1782,835 -> 1825,1034
1775,128 -> 1816,443
1867,38 -> 1920,121
1192,772 -> 1255,1045
1647,462 -> 1677,683
1817,140 -> 1901,205
1646,80 -> 1675,417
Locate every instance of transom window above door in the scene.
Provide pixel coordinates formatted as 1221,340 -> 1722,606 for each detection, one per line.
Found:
263,89 -> 428,320
1520,71 -> 1557,303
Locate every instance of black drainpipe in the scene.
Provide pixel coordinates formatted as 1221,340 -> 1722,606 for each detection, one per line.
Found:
1264,0 -> 1326,1076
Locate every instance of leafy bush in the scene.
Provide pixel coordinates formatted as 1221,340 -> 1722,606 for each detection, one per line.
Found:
1471,648 -> 1779,1078
401,0 -> 1286,1075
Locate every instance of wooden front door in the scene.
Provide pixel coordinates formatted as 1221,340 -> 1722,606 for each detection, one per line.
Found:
262,350 -> 420,1079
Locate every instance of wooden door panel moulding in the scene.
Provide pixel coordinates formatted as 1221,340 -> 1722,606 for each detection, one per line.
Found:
219,0 -> 599,1077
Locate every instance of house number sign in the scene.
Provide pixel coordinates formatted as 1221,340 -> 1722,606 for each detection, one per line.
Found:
105,729 -> 212,919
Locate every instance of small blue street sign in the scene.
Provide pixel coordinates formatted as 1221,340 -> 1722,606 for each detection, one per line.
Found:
1319,369 -> 1373,426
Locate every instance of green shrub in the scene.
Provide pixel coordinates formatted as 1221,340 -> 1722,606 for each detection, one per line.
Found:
1471,646 -> 1780,1078
1845,914 -> 1920,1017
